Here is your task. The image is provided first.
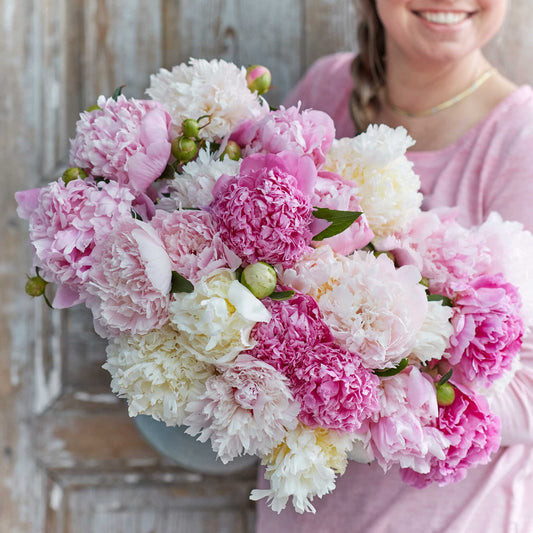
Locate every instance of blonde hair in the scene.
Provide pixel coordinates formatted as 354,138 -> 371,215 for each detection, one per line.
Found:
350,0 -> 386,132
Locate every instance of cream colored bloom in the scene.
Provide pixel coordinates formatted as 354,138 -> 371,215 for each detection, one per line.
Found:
104,326 -> 215,426
324,125 -> 422,238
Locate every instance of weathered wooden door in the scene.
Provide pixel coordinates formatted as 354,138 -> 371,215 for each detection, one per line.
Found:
1,1 -> 532,532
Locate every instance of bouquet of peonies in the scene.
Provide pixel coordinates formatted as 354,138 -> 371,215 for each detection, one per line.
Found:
16,59 -> 533,514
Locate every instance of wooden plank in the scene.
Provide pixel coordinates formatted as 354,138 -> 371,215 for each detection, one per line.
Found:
161,0 -> 303,106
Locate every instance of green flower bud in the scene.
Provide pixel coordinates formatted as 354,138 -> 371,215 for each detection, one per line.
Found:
246,65 -> 272,95
182,118 -> 200,138
25,275 -> 48,297
221,140 -> 242,161
171,136 -> 198,163
62,167 -> 88,185
240,262 -> 277,299
436,382 -> 456,407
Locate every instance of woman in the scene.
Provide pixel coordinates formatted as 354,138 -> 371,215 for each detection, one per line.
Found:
256,1 -> 533,531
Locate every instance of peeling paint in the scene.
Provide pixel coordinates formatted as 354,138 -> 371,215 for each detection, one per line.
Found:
73,392 -> 119,404
49,483 -> 63,511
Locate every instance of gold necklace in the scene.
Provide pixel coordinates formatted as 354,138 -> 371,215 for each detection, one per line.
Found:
387,69 -> 496,118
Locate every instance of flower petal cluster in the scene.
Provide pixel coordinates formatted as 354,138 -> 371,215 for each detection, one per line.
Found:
69,95 -> 172,193
104,326 -> 214,425
15,179 -> 134,305
85,218 -> 172,337
400,383 -> 501,487
169,269 -> 271,365
232,105 -> 335,167
324,125 -> 422,238
210,152 -> 315,267
250,425 -> 353,514
184,354 -> 300,463
150,209 -> 240,282
147,58 -> 266,140
448,274 -> 524,386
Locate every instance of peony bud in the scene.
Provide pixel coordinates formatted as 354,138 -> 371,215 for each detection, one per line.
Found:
171,136 -> 198,163
182,118 -> 200,139
436,382 -> 456,407
221,140 -> 242,161
62,167 -> 88,185
25,274 -> 48,297
246,65 -> 272,95
240,262 -> 277,299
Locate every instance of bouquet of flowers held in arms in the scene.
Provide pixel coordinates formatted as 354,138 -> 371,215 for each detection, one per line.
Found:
16,58 -> 533,514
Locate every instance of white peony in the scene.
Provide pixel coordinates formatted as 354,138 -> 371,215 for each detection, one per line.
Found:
169,269 -> 271,365
324,125 -> 422,238
410,300 -> 454,364
103,326 -> 215,426
250,425 -> 353,514
147,58 -> 266,140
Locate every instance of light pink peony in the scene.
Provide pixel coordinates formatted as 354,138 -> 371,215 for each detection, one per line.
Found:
69,95 -> 172,194
210,152 -> 316,266
400,383 -> 501,488
292,343 -> 380,433
184,354 -> 300,463
15,179 -> 134,307
85,218 -> 172,338
231,105 -> 335,168
447,274 -> 523,387
246,291 -> 334,374
311,170 -> 374,254
149,209 -> 240,282
366,367 -> 450,473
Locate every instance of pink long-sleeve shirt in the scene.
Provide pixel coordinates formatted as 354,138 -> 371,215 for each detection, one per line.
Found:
256,52 -> 533,533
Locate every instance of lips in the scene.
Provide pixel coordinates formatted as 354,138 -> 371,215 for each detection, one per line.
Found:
414,11 -> 472,25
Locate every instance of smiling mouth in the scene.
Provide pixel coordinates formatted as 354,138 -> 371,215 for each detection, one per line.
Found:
413,11 -> 473,25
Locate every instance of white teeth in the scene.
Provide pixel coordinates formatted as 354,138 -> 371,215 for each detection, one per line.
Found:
419,11 -> 469,24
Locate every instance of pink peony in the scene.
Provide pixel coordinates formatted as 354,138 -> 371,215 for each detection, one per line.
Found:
400,383 -> 501,488
210,152 -> 315,266
149,209 -> 241,282
311,170 -> 374,254
184,354 -> 300,463
69,95 -> 172,194
231,105 -> 335,168
15,179 -> 134,307
85,218 -> 172,338
292,343 -> 380,433
447,274 -> 523,386
366,367 -> 450,473
246,291 -> 334,374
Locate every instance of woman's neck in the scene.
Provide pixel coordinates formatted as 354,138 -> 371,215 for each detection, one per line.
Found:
376,50 -> 517,152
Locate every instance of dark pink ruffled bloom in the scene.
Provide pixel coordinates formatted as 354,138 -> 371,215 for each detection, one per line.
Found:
15,179 -> 134,307
70,95 -> 172,194
311,171 -> 374,254
292,343 -> 380,432
400,383 -> 501,488
149,209 -> 241,282
231,105 -> 335,168
210,152 -> 315,267
447,274 -> 523,387
85,218 -> 172,338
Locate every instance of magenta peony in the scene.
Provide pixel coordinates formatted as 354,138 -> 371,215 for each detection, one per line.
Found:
447,274 -> 524,386
210,152 -> 315,266
85,218 -> 172,338
400,383 -> 501,488
15,179 -> 134,307
69,95 -> 172,194
231,105 -> 335,168
149,209 -> 240,282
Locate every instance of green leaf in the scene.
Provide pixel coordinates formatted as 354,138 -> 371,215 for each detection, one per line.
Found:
131,209 -> 143,221
170,271 -> 194,293
112,85 -> 126,101
427,294 -> 454,307
312,207 -> 362,241
373,358 -> 409,377
269,290 -> 295,301
235,266 -> 244,282
438,369 -> 453,387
